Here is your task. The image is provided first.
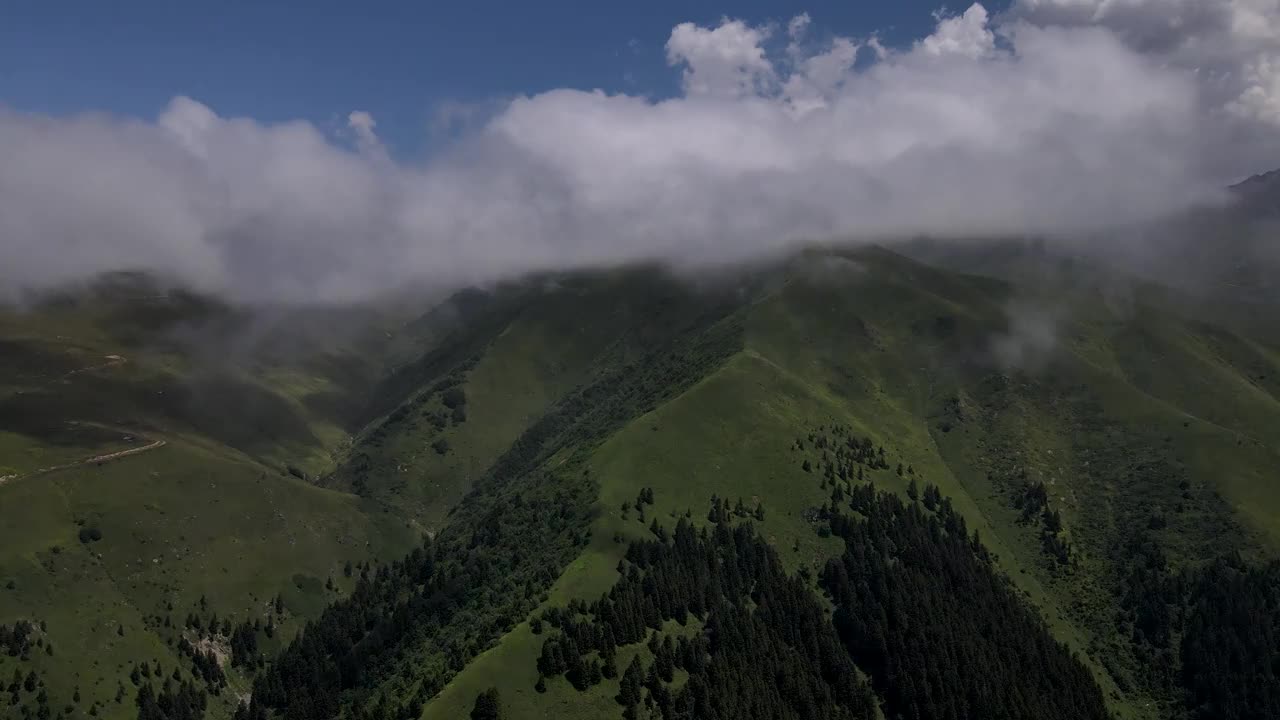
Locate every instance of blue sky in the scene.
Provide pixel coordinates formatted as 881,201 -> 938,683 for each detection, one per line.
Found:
0,0 -> 1271,303
0,0 -> 1005,156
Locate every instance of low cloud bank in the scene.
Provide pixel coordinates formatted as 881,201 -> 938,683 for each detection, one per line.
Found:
2,2 -> 1277,304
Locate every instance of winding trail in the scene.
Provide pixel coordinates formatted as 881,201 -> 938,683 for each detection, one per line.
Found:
59,354 -> 127,381
0,436 -> 166,487
0,353 -> 158,487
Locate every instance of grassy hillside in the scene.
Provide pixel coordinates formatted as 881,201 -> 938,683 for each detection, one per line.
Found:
3,247 -> 1279,720
323,268 -> 748,528
0,287 -> 429,720
425,247 -> 1280,720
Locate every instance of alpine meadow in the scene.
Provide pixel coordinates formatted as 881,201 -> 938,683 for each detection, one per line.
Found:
2,3 -> 1280,720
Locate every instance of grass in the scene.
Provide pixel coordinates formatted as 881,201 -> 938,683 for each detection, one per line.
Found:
426,321 -> 1018,718
5,247 -> 1280,720
427,247 -> 1280,720
0,292 -> 424,720
0,437 -> 418,719
332,299 -> 616,529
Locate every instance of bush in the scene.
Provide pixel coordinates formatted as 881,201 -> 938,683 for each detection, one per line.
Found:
78,527 -> 103,544
442,388 -> 468,409
432,438 -> 451,455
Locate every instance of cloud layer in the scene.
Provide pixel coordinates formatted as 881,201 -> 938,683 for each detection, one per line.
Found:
1,3 -> 1275,304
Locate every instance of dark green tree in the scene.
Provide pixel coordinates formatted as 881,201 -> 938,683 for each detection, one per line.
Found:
469,688 -> 500,720
617,656 -> 643,707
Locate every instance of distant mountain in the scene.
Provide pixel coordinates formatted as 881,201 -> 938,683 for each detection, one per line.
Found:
1230,167 -> 1280,217
904,169 -> 1280,328
1143,168 -> 1280,309
1,245 -> 1278,720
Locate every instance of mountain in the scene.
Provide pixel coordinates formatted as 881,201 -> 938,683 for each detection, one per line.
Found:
1,240 -> 1279,720
1231,168 -> 1280,217
0,278 -> 445,720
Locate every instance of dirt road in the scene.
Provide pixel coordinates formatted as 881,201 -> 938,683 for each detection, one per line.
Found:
0,437 -> 166,487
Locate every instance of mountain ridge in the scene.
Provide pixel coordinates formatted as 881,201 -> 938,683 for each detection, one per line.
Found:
1,240 -> 1278,720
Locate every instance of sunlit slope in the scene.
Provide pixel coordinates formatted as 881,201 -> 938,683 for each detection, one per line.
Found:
427,247 -> 1280,720
325,267 -> 748,527
3,248 -> 1278,720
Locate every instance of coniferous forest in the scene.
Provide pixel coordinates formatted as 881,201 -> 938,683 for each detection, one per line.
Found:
537,518 -> 879,720
110,407 -> 1280,720
533,484 -> 1109,720
823,484 -> 1107,720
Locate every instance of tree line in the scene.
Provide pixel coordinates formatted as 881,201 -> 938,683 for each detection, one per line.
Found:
531,482 -> 1109,720
248,316 -> 744,720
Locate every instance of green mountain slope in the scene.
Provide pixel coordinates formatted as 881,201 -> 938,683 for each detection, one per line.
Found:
421,248 -> 1279,720
2,246 -> 1278,720
0,284 -> 431,720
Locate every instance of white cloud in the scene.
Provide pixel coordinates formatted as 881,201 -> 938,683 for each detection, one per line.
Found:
1007,0 -> 1280,175
865,36 -> 889,61
788,13 -> 811,42
666,19 -> 776,97
347,110 -> 379,150
0,3 -> 1268,304
784,38 -> 861,114
921,4 -> 997,58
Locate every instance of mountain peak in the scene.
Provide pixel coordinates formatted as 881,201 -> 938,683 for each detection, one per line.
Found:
1229,167 -> 1280,215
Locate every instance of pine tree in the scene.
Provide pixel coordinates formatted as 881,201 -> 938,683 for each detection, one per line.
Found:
923,484 -> 941,511
469,688 -> 501,720
617,656 -> 643,707
656,641 -> 675,682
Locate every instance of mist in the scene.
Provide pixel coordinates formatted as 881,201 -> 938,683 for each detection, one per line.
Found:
2,1 -> 1278,305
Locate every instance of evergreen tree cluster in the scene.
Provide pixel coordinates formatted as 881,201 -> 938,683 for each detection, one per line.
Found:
135,680 -> 206,720
0,620 -> 35,657
249,474 -> 583,719
1112,536 -> 1280,720
536,517 -> 878,720
232,700 -> 270,720
1113,533 -> 1180,693
1180,558 -> 1280,720
174,639 -> 226,693
536,484 -> 1112,720
704,495 -> 763,524
228,619 -> 262,668
1013,480 -> 1072,565
635,487 -> 654,508
795,425 -> 891,485
821,483 -> 1109,720
6,667 -> 52,720
469,687 -> 501,720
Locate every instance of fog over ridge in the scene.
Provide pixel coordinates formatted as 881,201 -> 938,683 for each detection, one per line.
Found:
2,1 -> 1277,304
